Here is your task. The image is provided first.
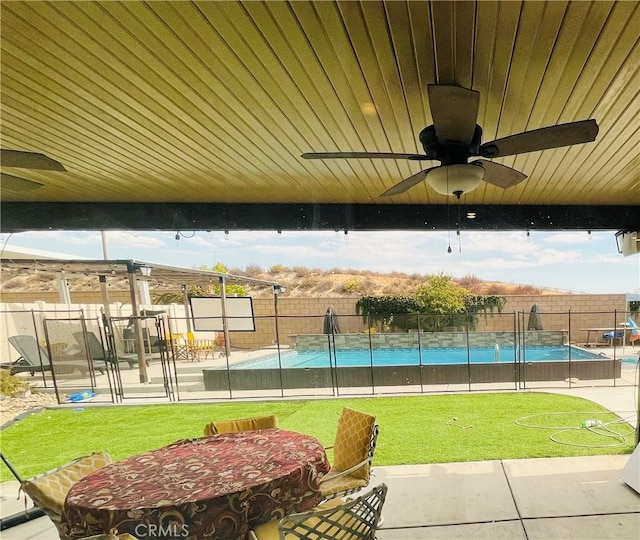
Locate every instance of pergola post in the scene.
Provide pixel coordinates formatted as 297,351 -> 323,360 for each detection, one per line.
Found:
182,284 -> 192,333
219,276 -> 231,358
57,272 -> 71,304
127,262 -> 149,383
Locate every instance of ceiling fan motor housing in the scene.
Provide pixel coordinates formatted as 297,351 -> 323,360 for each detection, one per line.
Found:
418,125 -> 483,164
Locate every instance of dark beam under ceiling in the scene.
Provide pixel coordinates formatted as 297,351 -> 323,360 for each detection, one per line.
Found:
1,202 -> 638,232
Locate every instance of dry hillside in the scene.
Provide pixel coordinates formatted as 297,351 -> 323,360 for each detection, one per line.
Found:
0,265 -> 560,298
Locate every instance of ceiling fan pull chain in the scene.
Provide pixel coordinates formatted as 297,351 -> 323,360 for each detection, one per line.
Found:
446,173 -> 452,253
457,198 -> 462,253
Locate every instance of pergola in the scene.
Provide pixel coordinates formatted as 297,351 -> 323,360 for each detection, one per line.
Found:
0,257 -> 279,381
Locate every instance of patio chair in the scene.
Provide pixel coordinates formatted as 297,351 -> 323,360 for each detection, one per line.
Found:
602,330 -> 623,346
627,317 -> 640,346
204,414 -> 279,436
319,408 -> 379,500
249,483 -> 388,540
20,452 -> 112,538
186,331 -> 215,361
76,533 -> 139,540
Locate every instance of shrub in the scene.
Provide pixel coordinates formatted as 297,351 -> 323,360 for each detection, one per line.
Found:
0,370 -> 31,397
341,279 -> 361,293
269,264 -> 288,274
244,264 -> 263,277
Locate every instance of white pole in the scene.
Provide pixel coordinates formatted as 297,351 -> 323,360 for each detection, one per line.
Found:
101,231 -> 109,259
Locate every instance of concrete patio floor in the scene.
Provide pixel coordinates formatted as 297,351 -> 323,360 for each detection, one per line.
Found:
374,454 -> 639,539
2,454 -> 638,539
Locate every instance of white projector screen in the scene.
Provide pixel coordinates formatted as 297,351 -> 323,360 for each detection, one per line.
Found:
190,296 -> 255,332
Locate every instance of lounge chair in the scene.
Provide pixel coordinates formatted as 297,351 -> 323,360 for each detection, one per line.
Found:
72,331 -> 148,370
21,452 -> 112,538
2,334 -> 104,376
204,414 -> 279,436
1,335 -> 52,376
319,407 -> 379,500
249,483 -> 388,540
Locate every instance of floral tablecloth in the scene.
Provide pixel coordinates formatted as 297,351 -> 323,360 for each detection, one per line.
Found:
62,429 -> 330,540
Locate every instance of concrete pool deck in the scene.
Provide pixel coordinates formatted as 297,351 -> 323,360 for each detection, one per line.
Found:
17,343 -> 639,403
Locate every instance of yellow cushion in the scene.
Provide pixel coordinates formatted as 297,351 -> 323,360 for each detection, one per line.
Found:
22,452 -> 112,518
319,469 -> 369,498
79,532 -> 139,540
332,408 -> 376,480
251,498 -> 344,540
204,415 -> 278,436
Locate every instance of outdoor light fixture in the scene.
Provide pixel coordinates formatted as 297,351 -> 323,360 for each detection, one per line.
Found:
175,231 -> 195,242
427,164 -> 484,198
273,284 -> 286,295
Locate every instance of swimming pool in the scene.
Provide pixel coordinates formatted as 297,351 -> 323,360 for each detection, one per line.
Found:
233,345 -> 603,369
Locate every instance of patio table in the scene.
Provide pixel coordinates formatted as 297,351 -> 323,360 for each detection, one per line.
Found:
62,429 -> 330,540
581,325 -> 628,347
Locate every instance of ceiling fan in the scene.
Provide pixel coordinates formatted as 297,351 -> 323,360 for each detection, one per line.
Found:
302,85 -> 599,198
1,149 -> 66,192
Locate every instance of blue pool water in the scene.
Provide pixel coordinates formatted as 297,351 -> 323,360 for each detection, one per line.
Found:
233,346 -> 604,369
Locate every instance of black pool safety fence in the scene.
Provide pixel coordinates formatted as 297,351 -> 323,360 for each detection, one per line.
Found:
1,308 -> 637,404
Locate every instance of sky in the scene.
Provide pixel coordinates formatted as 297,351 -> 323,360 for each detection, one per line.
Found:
1,229 -> 638,294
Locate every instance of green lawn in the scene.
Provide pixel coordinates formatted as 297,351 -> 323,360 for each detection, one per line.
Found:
1,392 -> 634,482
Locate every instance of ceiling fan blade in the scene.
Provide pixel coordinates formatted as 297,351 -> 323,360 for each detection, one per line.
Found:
380,167 -> 439,197
479,119 -> 598,158
1,149 -> 66,171
302,151 -> 429,160
427,85 -> 480,146
474,160 -> 527,189
1,172 -> 44,191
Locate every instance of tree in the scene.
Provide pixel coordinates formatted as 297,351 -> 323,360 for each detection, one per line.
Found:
414,274 -> 469,331
153,263 -> 246,304
192,263 -> 246,297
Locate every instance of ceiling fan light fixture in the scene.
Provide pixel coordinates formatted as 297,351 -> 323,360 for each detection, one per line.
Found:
427,164 -> 484,196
